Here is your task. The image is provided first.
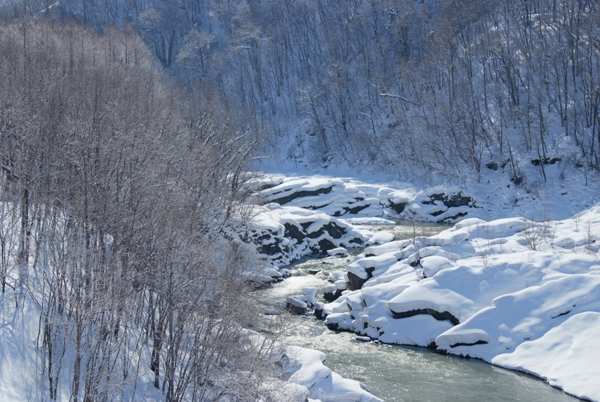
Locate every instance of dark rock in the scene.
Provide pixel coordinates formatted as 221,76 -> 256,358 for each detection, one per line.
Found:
485,162 -> 499,171
531,157 -> 561,166
333,203 -> 370,217
314,303 -> 327,320
304,202 -> 333,210
551,309 -> 572,319
388,199 -> 407,214
258,243 -> 283,256
323,288 -> 343,302
347,267 -> 375,290
286,297 -> 308,315
390,308 -> 460,326
255,233 -> 271,242
269,186 -> 334,205
317,239 -> 336,252
440,212 -> 468,223
449,340 -> 488,348
326,321 -> 340,331
284,223 -> 305,242
422,192 -> 477,210
312,222 -> 346,239
347,272 -> 365,290
427,341 -> 438,350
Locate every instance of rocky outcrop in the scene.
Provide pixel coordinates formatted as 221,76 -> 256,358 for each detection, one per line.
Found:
253,175 -> 482,224
347,267 -> 375,291
390,308 -> 460,326
269,186 -> 334,205
248,205 -> 365,266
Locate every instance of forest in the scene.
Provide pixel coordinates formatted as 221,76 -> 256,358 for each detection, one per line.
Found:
7,0 -> 598,178
0,1 -> 599,402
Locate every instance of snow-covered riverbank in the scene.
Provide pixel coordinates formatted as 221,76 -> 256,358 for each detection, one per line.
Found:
249,173 -> 600,402
321,210 -> 600,401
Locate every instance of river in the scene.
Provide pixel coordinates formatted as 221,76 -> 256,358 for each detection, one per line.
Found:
255,221 -> 577,402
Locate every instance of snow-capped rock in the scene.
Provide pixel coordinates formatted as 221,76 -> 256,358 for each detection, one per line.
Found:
246,204 -> 365,266
252,175 -> 479,223
318,205 -> 600,400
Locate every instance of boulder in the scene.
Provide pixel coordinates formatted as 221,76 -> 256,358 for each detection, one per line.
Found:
286,296 -> 309,315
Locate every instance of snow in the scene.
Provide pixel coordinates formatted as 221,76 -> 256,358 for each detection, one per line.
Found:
246,204 -> 365,266
282,346 -> 382,402
252,174 -> 478,224
0,289 -> 162,402
493,312 -> 600,401
246,172 -> 600,400
327,247 -> 349,257
316,203 -> 600,401
252,168 -> 600,222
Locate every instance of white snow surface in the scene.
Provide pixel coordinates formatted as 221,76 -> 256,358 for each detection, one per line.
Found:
252,175 -> 477,224
0,290 -> 161,402
282,346 -> 382,402
320,204 -> 600,401
493,312 -> 600,401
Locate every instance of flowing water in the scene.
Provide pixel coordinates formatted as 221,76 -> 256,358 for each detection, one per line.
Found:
256,221 -> 578,402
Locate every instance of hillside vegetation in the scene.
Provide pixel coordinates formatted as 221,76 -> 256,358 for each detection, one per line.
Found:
0,20 -> 268,401
6,0 -> 600,181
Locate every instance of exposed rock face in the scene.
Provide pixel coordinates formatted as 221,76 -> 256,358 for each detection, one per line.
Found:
323,288 -> 343,302
387,199 -> 407,214
247,205 -> 365,267
422,192 -> 477,209
347,267 -> 375,290
269,186 -> 334,205
253,175 -> 479,224
390,308 -> 460,326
